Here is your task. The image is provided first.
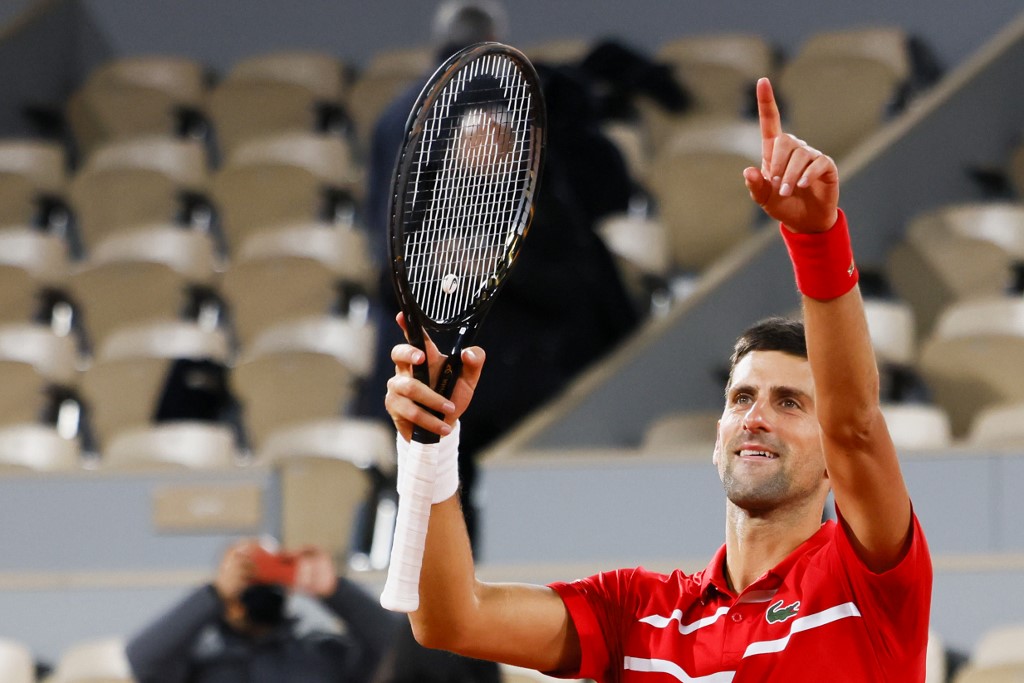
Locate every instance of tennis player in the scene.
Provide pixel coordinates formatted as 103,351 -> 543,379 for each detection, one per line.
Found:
383,77 -> 932,682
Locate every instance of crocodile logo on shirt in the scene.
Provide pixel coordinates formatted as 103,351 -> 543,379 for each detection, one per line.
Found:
765,599 -> 800,624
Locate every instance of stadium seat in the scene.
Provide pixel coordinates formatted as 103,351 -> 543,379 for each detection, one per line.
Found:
0,637 -> 35,683
918,297 -> 1024,435
85,136 -> 209,189
880,403 -> 952,450
260,417 -> 395,562
69,260 -> 194,351
221,255 -> 352,348
88,223 -> 221,287
926,629 -> 948,683
0,172 -> 56,228
641,410 -> 720,457
886,231 -> 1013,341
103,422 -> 238,470
227,50 -> 349,103
69,166 -> 206,251
908,202 -> 1024,267
656,33 -> 775,117
0,422 -> 80,471
0,322 -> 78,386
222,130 -> 361,198
207,79 -> 324,157
643,117 -> 762,272
49,636 -> 134,682
971,623 -> 1024,669
231,349 -> 359,449
243,314 -> 376,379
0,227 -> 70,325
953,664 -> 1024,682
95,320 -> 229,364
796,26 -> 913,83
778,55 -> 903,160
523,37 -> 591,64
0,138 -> 68,194
596,212 -> 671,309
346,46 -> 432,155
967,401 -> 1024,447
67,56 -> 208,158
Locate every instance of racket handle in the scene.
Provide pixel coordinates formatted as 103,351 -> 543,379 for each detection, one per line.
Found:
380,439 -> 438,612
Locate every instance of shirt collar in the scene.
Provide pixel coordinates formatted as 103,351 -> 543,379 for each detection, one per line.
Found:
698,520 -> 835,602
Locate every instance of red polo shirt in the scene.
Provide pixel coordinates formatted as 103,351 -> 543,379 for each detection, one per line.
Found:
550,513 -> 931,682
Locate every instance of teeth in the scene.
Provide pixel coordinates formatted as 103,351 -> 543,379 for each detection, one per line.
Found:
739,449 -> 776,459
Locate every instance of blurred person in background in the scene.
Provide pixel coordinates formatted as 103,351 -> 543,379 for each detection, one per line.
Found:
126,539 -> 398,683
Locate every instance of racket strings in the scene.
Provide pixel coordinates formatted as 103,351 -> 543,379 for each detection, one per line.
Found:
404,53 -> 537,324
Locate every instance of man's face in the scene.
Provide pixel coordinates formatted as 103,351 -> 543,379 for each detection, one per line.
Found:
713,350 -> 828,513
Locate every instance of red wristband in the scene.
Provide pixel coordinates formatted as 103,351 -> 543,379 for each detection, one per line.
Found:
779,209 -> 859,300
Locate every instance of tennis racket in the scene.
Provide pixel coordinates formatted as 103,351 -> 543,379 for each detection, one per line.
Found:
380,42 -> 546,612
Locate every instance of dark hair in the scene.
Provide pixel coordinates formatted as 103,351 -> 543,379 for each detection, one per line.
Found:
727,317 -> 807,387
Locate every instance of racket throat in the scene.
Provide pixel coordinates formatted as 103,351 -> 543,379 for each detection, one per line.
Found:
436,325 -> 469,400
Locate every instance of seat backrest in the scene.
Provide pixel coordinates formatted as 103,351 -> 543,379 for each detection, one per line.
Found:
0,139 -> 68,194
243,314 -> 376,378
208,80 -> 319,156
88,224 -> 220,285
967,401 -> 1024,447
880,403 -> 952,451
223,131 -> 360,189
972,623 -> 1024,669
0,637 -> 35,683
85,136 -> 209,188
863,298 -> 916,366
778,55 -> 903,159
52,636 -> 133,682
0,423 -> 81,471
96,320 -> 230,363
231,350 -> 357,448
234,223 -> 375,289
69,260 -> 191,351
88,56 -> 207,105
0,322 -> 78,384
797,26 -> 911,82
641,410 -> 720,457
80,356 -> 173,449
103,422 -> 237,470
0,227 -> 71,285
908,202 -> 1024,261
227,50 -> 347,102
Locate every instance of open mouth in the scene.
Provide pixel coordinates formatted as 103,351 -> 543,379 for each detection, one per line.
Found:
737,448 -> 778,459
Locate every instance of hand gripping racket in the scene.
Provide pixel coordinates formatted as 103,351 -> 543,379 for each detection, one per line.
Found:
380,42 -> 546,612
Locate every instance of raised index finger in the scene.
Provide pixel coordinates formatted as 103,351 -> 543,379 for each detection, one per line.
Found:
756,77 -> 782,140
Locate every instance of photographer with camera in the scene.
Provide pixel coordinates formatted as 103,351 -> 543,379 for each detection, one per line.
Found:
126,539 -> 399,683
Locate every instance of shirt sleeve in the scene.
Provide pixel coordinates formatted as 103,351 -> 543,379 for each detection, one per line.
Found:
125,584 -> 223,683
549,568 -> 637,680
832,507 -> 933,666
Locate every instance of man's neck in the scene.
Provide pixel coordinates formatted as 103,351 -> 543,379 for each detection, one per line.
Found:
722,503 -> 825,593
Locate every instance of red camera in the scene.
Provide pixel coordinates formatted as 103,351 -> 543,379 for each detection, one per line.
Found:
250,545 -> 298,586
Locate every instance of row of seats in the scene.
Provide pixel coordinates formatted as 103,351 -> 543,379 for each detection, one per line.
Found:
4,621 -> 1021,682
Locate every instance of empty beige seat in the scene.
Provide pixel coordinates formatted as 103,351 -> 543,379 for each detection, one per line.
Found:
778,55 -> 903,160
918,297 -> 1024,435
96,320 -> 230,363
347,48 -> 429,155
864,298 -> 916,367
235,222 -> 375,290
66,56 -> 207,156
0,138 -> 68,194
523,37 -> 591,64
0,172 -> 49,227
908,202 -> 1024,261
0,227 -> 70,325
232,350 -> 359,449
88,223 -> 221,286
0,360 -> 51,428
227,50 -> 349,104
880,403 -> 952,451
85,136 -> 209,188
80,356 -> 174,450
641,410 -> 720,457
968,401 -> 1024,447
0,423 -> 80,471
656,33 -> 775,117
953,664 -> 1024,682
0,322 -> 78,385
260,416 -> 395,559
972,623 -> 1024,669
69,261 -> 193,351
208,80 -> 324,157
50,636 -> 134,682
244,315 -> 376,378
0,637 -> 34,683
886,232 -> 1013,341
104,422 -> 238,470
223,131 -> 361,196
69,166 -> 203,250
644,118 -> 762,272
222,255 -> 346,348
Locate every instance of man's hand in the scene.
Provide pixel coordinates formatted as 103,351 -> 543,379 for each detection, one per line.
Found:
214,539 -> 256,602
293,545 -> 339,598
743,77 -> 840,233
384,313 -> 486,442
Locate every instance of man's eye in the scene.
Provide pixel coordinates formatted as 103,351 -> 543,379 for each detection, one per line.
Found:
734,394 -> 751,404
781,398 -> 799,409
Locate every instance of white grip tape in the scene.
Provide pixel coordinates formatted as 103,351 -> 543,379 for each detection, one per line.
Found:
380,439 -> 437,612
